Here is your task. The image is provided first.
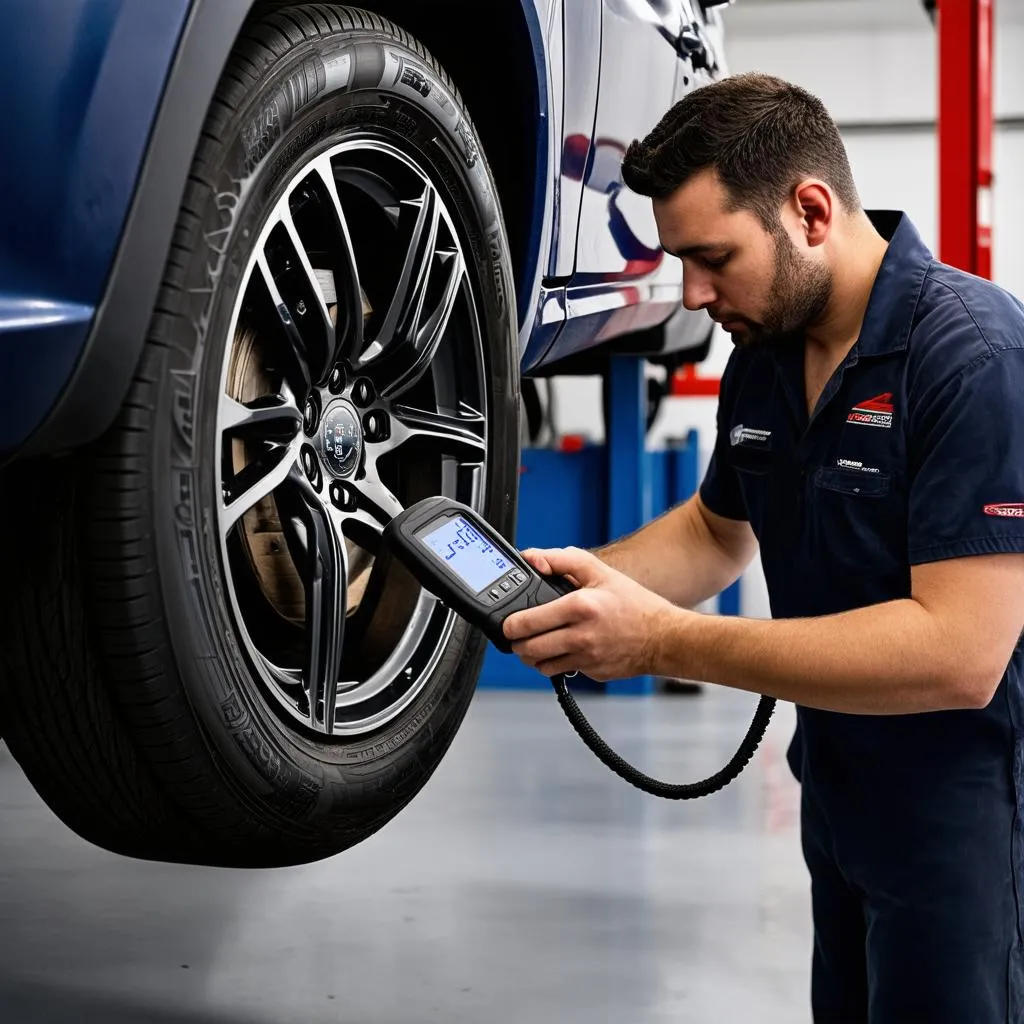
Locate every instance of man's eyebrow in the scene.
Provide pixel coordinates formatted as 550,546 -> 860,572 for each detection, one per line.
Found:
660,242 -> 729,258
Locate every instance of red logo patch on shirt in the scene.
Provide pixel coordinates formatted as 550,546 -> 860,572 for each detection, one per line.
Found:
983,503 -> 1024,518
847,392 -> 894,429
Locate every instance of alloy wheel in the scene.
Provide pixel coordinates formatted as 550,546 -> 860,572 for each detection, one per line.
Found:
215,139 -> 489,737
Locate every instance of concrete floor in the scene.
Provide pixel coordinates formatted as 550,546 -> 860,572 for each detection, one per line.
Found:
0,686 -> 812,1023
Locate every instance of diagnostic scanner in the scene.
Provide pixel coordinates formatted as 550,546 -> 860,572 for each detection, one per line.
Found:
382,496 -> 576,654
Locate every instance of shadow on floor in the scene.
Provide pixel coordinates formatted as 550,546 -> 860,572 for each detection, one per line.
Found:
0,979 -> 261,1024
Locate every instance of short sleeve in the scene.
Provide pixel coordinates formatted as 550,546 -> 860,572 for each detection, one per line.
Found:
908,348 -> 1024,563
698,350 -> 748,522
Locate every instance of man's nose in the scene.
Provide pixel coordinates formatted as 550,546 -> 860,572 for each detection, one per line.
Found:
682,270 -> 716,312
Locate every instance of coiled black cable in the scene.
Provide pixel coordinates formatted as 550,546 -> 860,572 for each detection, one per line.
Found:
551,674 -> 776,799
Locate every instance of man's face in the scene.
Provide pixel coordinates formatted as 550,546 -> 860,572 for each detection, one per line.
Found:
653,169 -> 832,348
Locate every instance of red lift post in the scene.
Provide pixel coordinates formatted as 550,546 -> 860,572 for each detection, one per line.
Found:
938,0 -> 994,278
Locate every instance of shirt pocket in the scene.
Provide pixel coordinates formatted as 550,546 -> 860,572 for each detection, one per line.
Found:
811,466 -> 907,578
814,467 -> 891,498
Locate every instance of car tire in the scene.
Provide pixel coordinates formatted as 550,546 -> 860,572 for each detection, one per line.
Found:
0,4 -> 518,867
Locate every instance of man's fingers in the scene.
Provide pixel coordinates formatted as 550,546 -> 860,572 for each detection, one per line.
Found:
510,627 -> 578,667
536,655 -> 585,679
503,596 -> 578,642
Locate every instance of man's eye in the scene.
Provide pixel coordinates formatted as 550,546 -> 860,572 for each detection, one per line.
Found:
704,255 -> 730,269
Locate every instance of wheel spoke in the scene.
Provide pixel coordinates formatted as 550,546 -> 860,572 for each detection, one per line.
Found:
359,186 -> 466,398
337,537 -> 390,636
311,154 -> 365,367
220,392 -> 303,437
365,187 -> 439,363
387,249 -> 466,400
276,467 -> 347,736
387,404 -> 486,463
221,445 -> 298,533
255,252 -> 313,398
279,204 -> 339,385
357,470 -> 406,527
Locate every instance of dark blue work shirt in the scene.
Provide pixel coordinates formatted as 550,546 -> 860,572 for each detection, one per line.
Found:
700,211 -> 1024,837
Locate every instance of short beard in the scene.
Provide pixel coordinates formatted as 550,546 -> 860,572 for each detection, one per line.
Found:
734,229 -> 833,350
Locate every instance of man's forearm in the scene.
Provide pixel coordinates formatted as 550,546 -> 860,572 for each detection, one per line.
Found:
655,599 -> 994,715
594,499 -> 746,608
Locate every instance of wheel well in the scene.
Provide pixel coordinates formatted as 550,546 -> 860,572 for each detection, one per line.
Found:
264,0 -> 545,321
361,0 -> 542,318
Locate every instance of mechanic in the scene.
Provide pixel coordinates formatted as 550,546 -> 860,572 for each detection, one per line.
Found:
502,72 -> 1024,1023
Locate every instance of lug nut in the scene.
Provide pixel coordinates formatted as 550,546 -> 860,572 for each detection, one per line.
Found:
352,378 -> 375,408
363,410 -> 390,443
328,365 -> 347,395
330,481 -> 358,511
302,445 -> 319,484
303,399 -> 319,434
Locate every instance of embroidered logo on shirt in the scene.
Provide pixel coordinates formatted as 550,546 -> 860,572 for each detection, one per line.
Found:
836,458 -> 882,474
847,392 -> 894,429
730,424 -> 771,447
983,503 -> 1024,518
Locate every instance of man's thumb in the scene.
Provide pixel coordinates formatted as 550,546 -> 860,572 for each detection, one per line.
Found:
536,546 -> 605,587
520,548 -> 552,575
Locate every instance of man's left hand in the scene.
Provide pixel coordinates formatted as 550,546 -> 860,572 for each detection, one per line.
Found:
501,547 -> 682,681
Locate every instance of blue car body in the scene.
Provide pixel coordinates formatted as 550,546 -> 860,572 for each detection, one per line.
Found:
0,0 -> 728,461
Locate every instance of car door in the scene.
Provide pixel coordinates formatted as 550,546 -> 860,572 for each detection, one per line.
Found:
557,0 -> 724,359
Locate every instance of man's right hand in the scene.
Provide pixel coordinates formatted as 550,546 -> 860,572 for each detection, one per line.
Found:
502,546 -> 682,682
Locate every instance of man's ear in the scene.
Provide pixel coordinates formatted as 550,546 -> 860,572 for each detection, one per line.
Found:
792,180 -> 832,248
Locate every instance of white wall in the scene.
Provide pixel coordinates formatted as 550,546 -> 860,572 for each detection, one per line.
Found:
545,0 -> 1024,618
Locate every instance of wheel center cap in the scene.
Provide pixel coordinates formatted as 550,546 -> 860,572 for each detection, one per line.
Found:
321,401 -> 363,479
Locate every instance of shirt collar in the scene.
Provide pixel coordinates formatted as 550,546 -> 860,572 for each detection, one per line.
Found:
854,210 -> 933,358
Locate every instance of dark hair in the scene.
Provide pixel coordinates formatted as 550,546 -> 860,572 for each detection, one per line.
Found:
621,72 -> 860,229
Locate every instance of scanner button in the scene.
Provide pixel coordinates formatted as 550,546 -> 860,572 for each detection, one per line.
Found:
489,588 -> 502,600
499,580 -> 512,592
512,571 -> 526,583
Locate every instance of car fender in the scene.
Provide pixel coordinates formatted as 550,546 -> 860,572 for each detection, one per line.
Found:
8,0 -> 251,461
10,0 -> 559,462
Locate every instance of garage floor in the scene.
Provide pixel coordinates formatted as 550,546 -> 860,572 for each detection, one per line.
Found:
0,687 -> 812,1023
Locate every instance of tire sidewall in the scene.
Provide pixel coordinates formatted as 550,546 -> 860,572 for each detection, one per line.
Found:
152,29 -> 519,819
